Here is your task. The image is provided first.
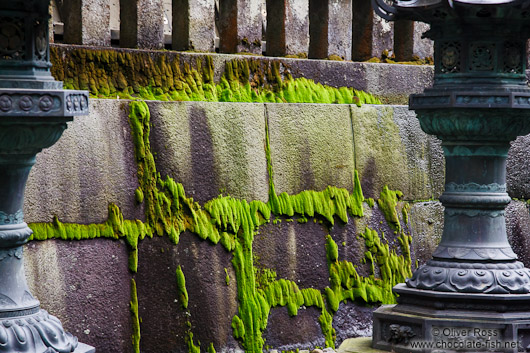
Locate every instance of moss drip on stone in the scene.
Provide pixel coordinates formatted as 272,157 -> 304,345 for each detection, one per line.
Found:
130,278 -> 141,353
176,265 -> 189,309
28,100 -> 412,353
50,47 -> 381,105
377,186 -> 404,230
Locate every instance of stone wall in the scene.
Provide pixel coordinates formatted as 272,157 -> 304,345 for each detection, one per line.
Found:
21,96 -> 530,352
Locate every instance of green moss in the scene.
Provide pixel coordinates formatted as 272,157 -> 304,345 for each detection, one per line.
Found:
208,343 -> 216,353
187,332 -> 201,353
176,265 -> 189,309
402,202 -> 410,225
130,278 -> 141,353
377,186 -> 403,230
50,47 -> 380,106
225,268 -> 230,286
135,187 -> 144,203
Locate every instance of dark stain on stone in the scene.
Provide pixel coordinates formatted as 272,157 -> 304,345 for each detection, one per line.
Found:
188,105 -> 220,204
253,218 -> 329,291
360,157 -> 377,199
333,302 -> 374,347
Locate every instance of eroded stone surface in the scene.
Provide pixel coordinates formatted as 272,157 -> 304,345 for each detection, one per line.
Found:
507,201 -> 530,268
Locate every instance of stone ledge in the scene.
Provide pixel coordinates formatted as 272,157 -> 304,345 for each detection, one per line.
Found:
337,337 -> 385,353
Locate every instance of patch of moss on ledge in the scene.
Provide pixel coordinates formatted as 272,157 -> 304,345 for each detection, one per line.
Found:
50,46 -> 381,105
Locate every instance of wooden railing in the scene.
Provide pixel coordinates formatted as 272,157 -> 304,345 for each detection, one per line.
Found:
51,0 -> 433,61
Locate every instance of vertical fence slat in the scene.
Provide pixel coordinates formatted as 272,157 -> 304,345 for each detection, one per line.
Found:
60,0 -> 111,46
173,0 -> 215,51
352,0 -> 393,61
121,0 -> 165,49
394,20 -> 414,61
219,0 -> 262,54
266,0 -> 309,57
328,0 -> 352,60
308,0 -> 329,59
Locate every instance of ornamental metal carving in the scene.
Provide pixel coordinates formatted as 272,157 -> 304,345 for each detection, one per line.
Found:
0,17 -> 25,60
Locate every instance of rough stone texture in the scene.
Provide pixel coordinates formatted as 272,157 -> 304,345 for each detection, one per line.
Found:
262,306 -> 326,351
148,101 -> 269,204
352,105 -> 444,201
507,134 -> 530,199
120,0 -> 165,49
506,201 -> 530,268
218,0 -> 262,54
413,22 -> 434,59
254,217 -> 329,291
24,239 -> 132,353
408,201 -> 444,266
333,303 -> 374,348
136,234 -> 240,353
266,103 -> 356,195
25,99 -> 142,224
59,0 -> 111,46
173,0 -> 216,51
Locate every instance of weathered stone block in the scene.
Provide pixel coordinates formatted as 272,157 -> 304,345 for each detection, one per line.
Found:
120,0 -> 165,49
148,101 -> 269,203
266,103 -> 355,195
506,201 -> 530,268
218,0 -> 263,54
309,0 -> 352,60
25,100 -> 142,223
24,239 -> 132,353
507,134 -> 530,199
136,234 -> 239,353
266,0 -> 310,56
172,0 -> 216,51
352,105 -> 444,200
408,201 -> 444,265
59,0 -> 111,46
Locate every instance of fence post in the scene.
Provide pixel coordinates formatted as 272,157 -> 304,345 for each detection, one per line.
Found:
309,0 -> 352,60
58,0 -> 111,46
266,0 -> 309,57
218,0 -> 263,54
173,0 -> 216,51
352,0 -> 393,61
394,20 -> 414,61
120,0 -> 165,49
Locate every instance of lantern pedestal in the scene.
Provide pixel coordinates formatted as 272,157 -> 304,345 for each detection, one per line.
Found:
370,1 -> 530,352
